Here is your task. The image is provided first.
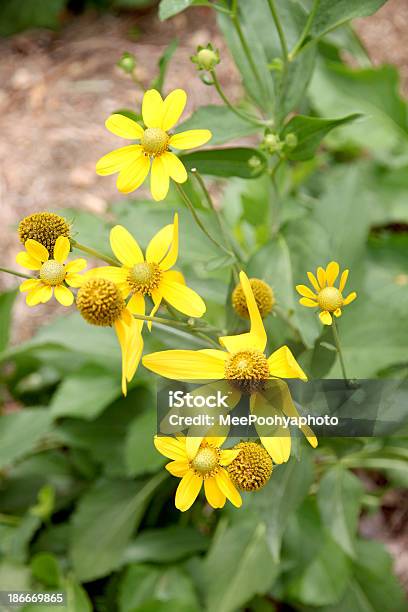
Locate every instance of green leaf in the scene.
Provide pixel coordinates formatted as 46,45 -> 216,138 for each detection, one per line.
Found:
0,0 -> 64,36
63,575 -> 93,612
123,526 -> 209,564
30,552 -> 60,588
50,364 -> 121,420
0,515 -> 41,564
177,105 -> 260,145
151,38 -> 179,93
281,113 -> 361,161
159,0 -> 208,21
203,522 -> 276,612
0,289 -> 17,352
0,409 -> 53,469
180,148 -> 266,178
70,474 -> 165,581
125,408 -> 166,477
317,465 -> 363,558
310,0 -> 388,39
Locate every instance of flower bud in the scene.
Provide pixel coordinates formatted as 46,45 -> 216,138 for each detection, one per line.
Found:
284,133 -> 298,148
191,44 -> 220,71
117,52 -> 136,74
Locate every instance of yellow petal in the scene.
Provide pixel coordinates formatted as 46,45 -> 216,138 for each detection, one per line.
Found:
96,145 -> 143,176
19,279 -> 39,293
267,346 -> 307,381
334,308 -> 342,317
166,460 -> 190,477
53,236 -> 70,263
148,289 -> 162,331
114,318 -> 128,395
161,274 -> 206,317
127,294 -> 145,332
110,225 -> 144,267
299,297 -> 318,307
146,223 -> 173,265
169,129 -> 212,150
260,435 -> 291,464
185,437 -> 203,462
317,266 -> 326,288
105,114 -> 144,139
16,251 -> 42,271
65,273 -> 84,288
142,89 -> 164,128
296,284 -> 317,299
150,156 -> 170,202
161,89 -> 187,131
162,269 -> 184,284
219,449 -> 241,466
280,391 -> 318,449
38,284 -> 53,303
142,349 -> 226,380
86,265 -> 129,284
65,259 -> 87,273
326,261 -> 340,286
319,310 -> 332,325
307,271 -> 320,292
123,317 -> 144,384
117,153 -> 150,194
159,213 -> 179,271
175,469 -> 202,511
25,240 -> 49,263
339,269 -> 349,292
54,285 -> 74,306
26,284 -> 47,306
215,469 -> 242,508
161,152 -> 188,183
204,477 -> 226,509
343,291 -> 357,305
154,435 -> 187,461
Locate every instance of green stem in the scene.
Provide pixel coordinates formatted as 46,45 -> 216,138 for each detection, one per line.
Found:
267,0 -> 289,63
210,70 -> 264,127
289,0 -> 320,60
0,266 -> 32,280
70,239 -> 119,267
132,311 -> 221,347
175,183 -> 234,258
231,1 -> 265,95
332,318 -> 348,380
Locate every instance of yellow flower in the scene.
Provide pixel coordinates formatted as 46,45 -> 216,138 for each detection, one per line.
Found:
96,88 -> 212,201
154,435 -> 242,511
88,213 -> 206,323
16,237 -> 86,307
143,271 -> 317,464
296,261 -> 357,325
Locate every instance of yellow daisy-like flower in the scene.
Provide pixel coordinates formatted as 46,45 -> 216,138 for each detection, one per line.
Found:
143,271 -> 317,464
88,213 -> 206,323
296,261 -> 357,325
96,88 -> 212,201
154,434 -> 242,512
16,237 -> 86,307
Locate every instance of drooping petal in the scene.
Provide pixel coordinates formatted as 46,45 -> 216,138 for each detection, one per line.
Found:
25,240 -> 49,263
267,346 -> 307,381
160,274 -> 206,318
53,236 -> 70,263
54,284 -> 74,306
127,292 -> 145,317
204,477 -> 226,509
16,252 -> 42,271
334,308 -> 342,317
319,310 -> 332,325
154,435 -> 187,461
215,469 -> 242,508
343,291 -> 357,305
146,223 -> 173,265
148,289 -> 162,331
317,266 -> 326,288
159,213 -> 179,271
142,349 -> 226,380
169,129 -> 212,150
307,271 -> 320,293
65,259 -> 87,273
339,269 -> 349,292
150,156 -> 170,202
117,154 -> 150,195
161,152 -> 188,183
105,114 -> 144,139
326,261 -> 340,286
110,225 -> 144,267
161,89 -> 187,131
96,145 -> 143,176
260,435 -> 291,464
166,460 -> 190,477
280,390 -> 318,449
123,315 -> 144,385
19,279 -> 40,293
142,89 -> 164,128
299,297 -> 318,307
296,284 -> 317,299
175,470 -> 203,511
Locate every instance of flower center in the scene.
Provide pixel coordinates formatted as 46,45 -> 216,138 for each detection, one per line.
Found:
232,278 -> 275,320
141,128 -> 169,156
18,212 -> 71,257
76,278 -> 125,327
227,442 -> 272,491
191,444 -> 220,478
224,350 -> 270,394
128,262 -> 162,295
39,260 -> 66,286
317,287 -> 343,312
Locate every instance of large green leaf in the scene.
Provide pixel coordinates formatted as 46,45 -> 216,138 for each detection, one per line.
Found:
281,113 -> 361,160
203,522 -> 276,612
176,105 -> 260,146
159,0 -> 208,21
123,526 -> 208,564
180,148 -> 266,178
125,408 -> 166,477
0,289 -> 17,352
70,474 -> 165,581
310,0 -> 388,39
0,0 -> 64,36
0,409 -> 53,469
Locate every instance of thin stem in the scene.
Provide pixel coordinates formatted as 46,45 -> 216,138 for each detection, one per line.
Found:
70,239 -> 119,267
0,266 -> 32,280
289,0 -> 320,60
210,70 -> 264,127
175,183 -> 234,258
332,318 -> 348,380
230,2 -> 265,95
132,311 -> 221,342
267,0 -> 289,63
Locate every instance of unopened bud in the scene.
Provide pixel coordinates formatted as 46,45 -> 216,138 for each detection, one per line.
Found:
191,44 -> 220,71
118,52 -> 136,74
285,133 -> 298,148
